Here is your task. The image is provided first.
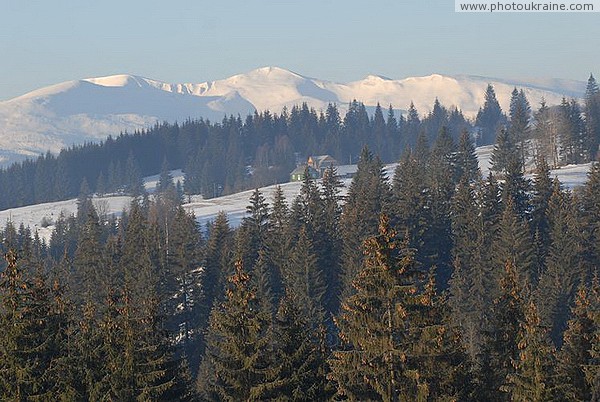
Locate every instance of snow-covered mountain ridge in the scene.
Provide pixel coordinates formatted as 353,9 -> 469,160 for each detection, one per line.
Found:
0,66 -> 586,165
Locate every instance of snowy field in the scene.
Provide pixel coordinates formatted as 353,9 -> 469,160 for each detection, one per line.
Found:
0,147 -> 593,243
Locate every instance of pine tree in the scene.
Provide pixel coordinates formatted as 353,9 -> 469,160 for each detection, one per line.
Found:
236,188 -> 269,271
476,84 -> 506,145
340,146 -> 390,300
582,162 -> 600,275
585,74 -> 600,159
166,206 -> 203,371
509,88 -> 531,167
391,149 -> 429,268
202,211 -> 233,320
456,129 -> 481,184
425,127 -> 456,289
157,158 -> 175,194
491,127 -> 519,176
503,299 -> 558,401
531,156 -> 553,276
558,284 -> 594,401
488,260 -> 526,398
197,260 -> 272,401
330,215 -> 416,401
264,185 -> 289,301
537,181 -> 584,346
72,205 -> 103,306
493,196 -> 535,284
120,201 -> 175,399
0,250 -> 62,400
254,292 -> 331,400
405,101 -> 421,148
284,227 -> 327,329
124,153 -> 144,197
320,166 -> 343,314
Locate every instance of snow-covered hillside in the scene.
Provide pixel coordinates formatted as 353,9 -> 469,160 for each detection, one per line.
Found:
0,67 -> 585,165
0,148 -> 592,244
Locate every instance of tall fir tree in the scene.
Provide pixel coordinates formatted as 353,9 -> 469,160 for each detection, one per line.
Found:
503,299 -> 558,401
476,84 -> 506,145
558,284 -> 595,401
197,260 -> 272,401
585,73 -> 600,159
340,146 -> 390,300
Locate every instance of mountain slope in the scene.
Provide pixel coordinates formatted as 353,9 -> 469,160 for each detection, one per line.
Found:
0,67 -> 586,165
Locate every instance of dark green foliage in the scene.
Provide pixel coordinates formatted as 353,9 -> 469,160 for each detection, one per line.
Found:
488,260 -> 526,398
476,84 -> 507,145
330,215 -> 417,401
0,251 -> 65,400
493,196 -> 535,284
284,227 -> 327,329
340,146 -> 391,300
585,74 -> 600,159
202,211 -> 233,317
320,166 -> 344,314
531,156 -> 553,275
197,260 -> 271,401
491,127 -> 519,176
236,188 -> 269,271
256,293 -> 332,400
166,206 -> 204,370
503,300 -> 558,401
456,129 -> 481,184
330,215 -> 468,401
537,182 -> 584,346
508,88 -> 531,167
425,127 -> 457,288
558,285 -> 595,401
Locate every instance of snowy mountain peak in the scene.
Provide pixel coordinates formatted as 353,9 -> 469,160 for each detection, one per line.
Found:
364,74 -> 392,82
0,67 -> 587,166
83,74 -> 148,88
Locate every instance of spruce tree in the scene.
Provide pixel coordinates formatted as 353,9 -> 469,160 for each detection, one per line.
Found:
488,260 -> 526,399
255,292 -> 331,400
558,285 -> 594,401
284,227 -> 327,330
319,166 -> 344,314
476,84 -> 506,145
202,211 -> 233,321
264,185 -> 289,301
330,215 -> 420,401
509,88 -> 531,167
0,250 -> 61,400
503,300 -> 558,401
585,74 -> 600,159
340,146 -> 390,300
425,127 -> 456,288
493,196 -> 535,284
120,201 -> 175,399
167,206 -> 203,370
531,156 -> 553,277
537,181 -> 584,346
197,260 -> 272,401
456,129 -> 481,184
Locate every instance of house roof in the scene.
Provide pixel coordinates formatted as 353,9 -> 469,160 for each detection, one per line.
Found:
291,165 -> 311,175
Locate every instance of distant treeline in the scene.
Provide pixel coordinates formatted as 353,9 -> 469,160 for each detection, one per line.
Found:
0,74 -> 599,211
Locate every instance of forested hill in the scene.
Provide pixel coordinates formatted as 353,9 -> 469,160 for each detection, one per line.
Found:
1,129 -> 600,400
0,100 -> 469,210
1,75 -> 599,212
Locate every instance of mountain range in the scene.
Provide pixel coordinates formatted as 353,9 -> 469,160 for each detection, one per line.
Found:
0,66 -> 586,166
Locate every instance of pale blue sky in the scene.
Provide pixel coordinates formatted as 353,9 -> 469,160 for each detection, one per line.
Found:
1,0 -> 598,100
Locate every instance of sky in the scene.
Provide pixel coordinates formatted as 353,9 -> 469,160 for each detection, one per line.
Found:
1,0 -> 599,101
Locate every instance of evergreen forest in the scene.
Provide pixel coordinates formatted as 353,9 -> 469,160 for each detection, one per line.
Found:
1,75 -> 600,400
